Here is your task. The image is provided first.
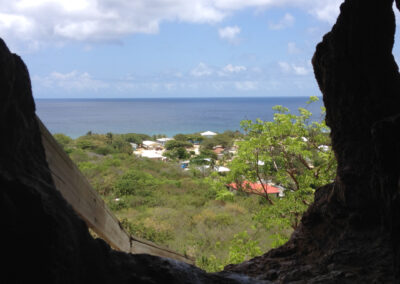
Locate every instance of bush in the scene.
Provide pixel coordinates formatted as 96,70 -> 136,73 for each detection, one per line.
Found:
121,133 -> 151,144
107,197 -> 130,211
76,138 -> 95,150
120,218 -> 173,244
227,231 -> 262,265
53,133 -> 72,150
113,170 -> 157,196
95,146 -> 114,155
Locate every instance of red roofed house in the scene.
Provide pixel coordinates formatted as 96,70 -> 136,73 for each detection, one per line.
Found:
213,145 -> 225,160
227,181 -> 280,197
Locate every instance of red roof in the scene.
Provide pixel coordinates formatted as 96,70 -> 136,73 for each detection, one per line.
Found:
228,181 -> 280,195
213,148 -> 225,154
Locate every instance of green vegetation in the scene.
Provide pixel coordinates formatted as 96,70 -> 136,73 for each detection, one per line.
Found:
226,96 -> 336,243
163,140 -> 193,160
201,130 -> 243,150
55,97 -> 336,272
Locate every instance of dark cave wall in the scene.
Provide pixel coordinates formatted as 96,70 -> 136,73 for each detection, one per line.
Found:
313,0 -> 400,216
313,0 -> 400,272
0,37 -> 114,284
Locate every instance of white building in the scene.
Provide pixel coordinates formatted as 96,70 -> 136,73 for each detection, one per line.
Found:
142,140 -> 160,149
215,166 -> 230,173
156,138 -> 174,146
200,131 -> 217,139
135,149 -> 166,161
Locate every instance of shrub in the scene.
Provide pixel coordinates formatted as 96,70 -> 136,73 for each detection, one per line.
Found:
120,218 -> 173,244
113,170 -> 157,196
53,133 -> 72,150
227,231 -> 262,265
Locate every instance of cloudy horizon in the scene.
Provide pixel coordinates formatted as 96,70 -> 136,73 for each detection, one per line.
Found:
2,0 -> 397,98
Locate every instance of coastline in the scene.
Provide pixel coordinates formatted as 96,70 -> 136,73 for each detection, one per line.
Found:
35,97 -> 324,139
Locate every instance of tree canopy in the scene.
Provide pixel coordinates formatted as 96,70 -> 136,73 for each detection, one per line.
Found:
226,96 -> 336,242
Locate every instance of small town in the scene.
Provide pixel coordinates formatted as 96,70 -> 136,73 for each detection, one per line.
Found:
132,130 -> 286,198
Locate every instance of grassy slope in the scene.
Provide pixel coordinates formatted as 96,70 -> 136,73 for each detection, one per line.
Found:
70,148 -> 275,271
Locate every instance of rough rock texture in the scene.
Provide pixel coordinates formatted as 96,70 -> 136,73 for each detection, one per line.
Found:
225,0 -> 400,282
0,39 -> 265,284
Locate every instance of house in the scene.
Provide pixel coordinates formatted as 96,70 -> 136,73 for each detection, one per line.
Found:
142,140 -> 161,150
188,144 -> 200,155
213,145 -> 224,154
156,137 -> 174,146
318,145 -> 330,152
228,146 -> 238,155
140,150 -> 166,161
227,181 -> 281,197
215,166 -> 230,174
213,145 -> 225,160
180,160 -> 190,169
200,131 -> 217,139
130,143 -> 138,150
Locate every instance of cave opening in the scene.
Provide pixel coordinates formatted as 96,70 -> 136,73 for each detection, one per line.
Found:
2,0 -> 400,283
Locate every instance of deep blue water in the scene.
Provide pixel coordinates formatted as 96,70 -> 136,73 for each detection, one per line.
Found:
35,97 -> 324,138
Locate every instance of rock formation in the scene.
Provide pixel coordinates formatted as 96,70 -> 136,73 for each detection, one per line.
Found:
2,0 -> 400,282
226,0 -> 400,282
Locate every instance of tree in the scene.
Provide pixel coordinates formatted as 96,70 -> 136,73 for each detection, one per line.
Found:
106,132 -> 113,144
121,133 -> 151,145
163,147 -> 190,160
165,140 -> 192,150
200,131 -> 237,150
111,136 -> 133,155
227,97 -> 336,235
173,133 -> 189,141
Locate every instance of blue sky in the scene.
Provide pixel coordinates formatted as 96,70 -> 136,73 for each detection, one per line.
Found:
1,0 -> 399,98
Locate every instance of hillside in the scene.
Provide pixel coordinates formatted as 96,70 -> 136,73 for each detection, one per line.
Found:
56,131 -> 283,271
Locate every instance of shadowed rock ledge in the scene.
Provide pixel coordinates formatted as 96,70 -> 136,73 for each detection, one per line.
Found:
2,0 -> 400,282
225,0 -> 400,282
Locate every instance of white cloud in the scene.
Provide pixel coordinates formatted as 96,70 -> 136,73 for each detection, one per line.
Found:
223,64 -> 246,73
31,66 -> 319,97
235,81 -> 258,91
0,0 -> 343,46
218,26 -> 240,43
269,13 -> 294,30
287,42 -> 300,54
291,64 -> 309,75
33,70 -> 109,91
190,62 -> 213,77
310,0 -> 342,24
278,61 -> 310,75
278,61 -> 291,73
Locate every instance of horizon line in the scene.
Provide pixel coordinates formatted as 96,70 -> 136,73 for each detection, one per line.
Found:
34,95 -> 323,100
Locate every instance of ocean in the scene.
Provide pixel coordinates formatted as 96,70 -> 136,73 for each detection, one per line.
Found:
35,97 -> 324,138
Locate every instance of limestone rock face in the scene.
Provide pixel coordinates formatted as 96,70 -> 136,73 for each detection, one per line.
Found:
0,39 -> 264,284
225,0 -> 400,282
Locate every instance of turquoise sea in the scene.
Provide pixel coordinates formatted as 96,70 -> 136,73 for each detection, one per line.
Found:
35,97 -> 324,138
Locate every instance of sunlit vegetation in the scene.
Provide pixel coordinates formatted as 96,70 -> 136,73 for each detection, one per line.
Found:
54,97 -> 336,272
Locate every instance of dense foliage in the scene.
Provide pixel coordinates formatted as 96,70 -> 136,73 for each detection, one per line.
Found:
226,96 -> 336,243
